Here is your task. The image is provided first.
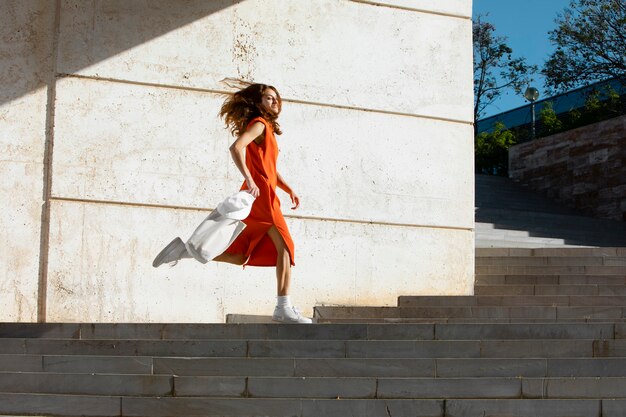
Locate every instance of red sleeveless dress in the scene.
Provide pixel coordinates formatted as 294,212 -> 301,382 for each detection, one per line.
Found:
224,117 -> 295,267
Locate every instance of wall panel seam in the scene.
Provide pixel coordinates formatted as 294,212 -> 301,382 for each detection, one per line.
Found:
57,73 -> 473,126
49,196 -> 474,232
37,0 -> 62,323
348,0 -> 471,19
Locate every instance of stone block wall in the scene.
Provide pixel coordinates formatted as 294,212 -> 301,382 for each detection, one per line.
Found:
1,0 -> 474,322
509,115 -> 626,221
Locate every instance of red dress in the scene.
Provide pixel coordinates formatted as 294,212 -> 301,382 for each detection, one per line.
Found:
224,117 -> 295,267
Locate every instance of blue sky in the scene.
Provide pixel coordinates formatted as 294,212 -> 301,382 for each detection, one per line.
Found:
472,0 -> 573,117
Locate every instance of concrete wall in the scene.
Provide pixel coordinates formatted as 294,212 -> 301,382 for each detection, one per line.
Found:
1,0 -> 474,323
509,115 -> 626,222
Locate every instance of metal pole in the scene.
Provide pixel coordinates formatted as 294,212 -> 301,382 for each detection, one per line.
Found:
531,101 -> 536,140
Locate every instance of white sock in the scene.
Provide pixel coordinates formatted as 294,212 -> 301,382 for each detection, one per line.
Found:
277,295 -> 291,308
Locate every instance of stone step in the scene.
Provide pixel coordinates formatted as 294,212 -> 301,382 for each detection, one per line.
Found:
475,275 -> 626,285
475,224 -> 626,241
475,235 -> 589,249
475,256 -> 626,266
475,248 -> 626,257
1,323 -> 621,343
4,356 -> 626,378
398,295 -> 626,307
3,391 -> 618,416
445,399 -> 606,417
314,306 -> 626,320
475,207 -> 626,230
4,333 -> 623,358
149,357 -> 626,378
0,393 -> 444,417
4,373 -> 626,400
475,265 -> 626,275
2,341 -> 625,368
474,216 -> 626,235
0,323 -> 435,341
315,317 -> 626,324
473,284 -> 626,296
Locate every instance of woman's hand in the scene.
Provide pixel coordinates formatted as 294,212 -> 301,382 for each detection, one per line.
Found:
289,191 -> 300,210
245,177 -> 260,198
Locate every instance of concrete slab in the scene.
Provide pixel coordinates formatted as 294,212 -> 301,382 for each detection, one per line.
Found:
294,358 -> 436,377
121,397 -> 300,417
547,358 -> 626,377
248,340 -> 346,358
43,355 -> 153,374
300,399 -> 444,417
435,358 -> 547,377
173,376 -> 246,397
0,372 -> 172,396
445,399 -> 601,417
0,393 -> 121,417
346,340 -> 480,358
24,339 -> 246,357
378,377 -> 522,399
248,377 -> 376,399
153,358 -> 295,377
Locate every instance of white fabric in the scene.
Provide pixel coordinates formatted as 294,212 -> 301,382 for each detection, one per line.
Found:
216,191 -> 256,220
185,191 -> 255,264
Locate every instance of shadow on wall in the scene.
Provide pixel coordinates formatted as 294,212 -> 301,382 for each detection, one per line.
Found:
1,0 -> 243,108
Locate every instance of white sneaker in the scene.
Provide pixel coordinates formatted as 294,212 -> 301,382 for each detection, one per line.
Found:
272,305 -> 313,324
152,237 -> 187,268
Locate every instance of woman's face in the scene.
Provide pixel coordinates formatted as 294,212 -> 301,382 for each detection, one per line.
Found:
260,88 -> 280,115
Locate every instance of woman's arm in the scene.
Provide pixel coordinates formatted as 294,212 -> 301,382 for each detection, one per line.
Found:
229,121 -> 265,197
277,171 -> 300,209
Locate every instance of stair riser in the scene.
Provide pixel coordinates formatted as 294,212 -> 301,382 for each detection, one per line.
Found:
315,306 -> 626,320
399,295 -> 626,307
146,358 -> 626,378
475,248 -> 626,257
0,342 -> 613,372
475,276 -> 626,285
473,285 -> 626,296
316,318 -> 626,324
475,257 -> 626,266
476,266 -> 626,275
4,375 -> 626,400
4,335 -> 625,359
5,394 -> 623,417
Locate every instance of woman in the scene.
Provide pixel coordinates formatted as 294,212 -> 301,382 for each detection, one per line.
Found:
218,83 -> 310,324
153,83 -> 311,324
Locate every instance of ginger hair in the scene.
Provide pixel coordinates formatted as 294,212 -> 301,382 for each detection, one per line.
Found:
219,83 -> 282,137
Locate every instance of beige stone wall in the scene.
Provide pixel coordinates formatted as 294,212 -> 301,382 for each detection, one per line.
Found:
1,1 -> 57,321
509,115 -> 626,222
2,0 -> 474,323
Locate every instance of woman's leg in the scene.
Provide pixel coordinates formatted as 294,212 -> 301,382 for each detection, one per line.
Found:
266,226 -> 291,296
266,226 -> 311,323
213,252 -> 246,265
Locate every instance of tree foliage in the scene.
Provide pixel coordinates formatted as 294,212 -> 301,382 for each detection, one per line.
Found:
543,0 -> 626,92
538,101 -> 562,136
473,15 -> 536,133
475,122 -> 517,176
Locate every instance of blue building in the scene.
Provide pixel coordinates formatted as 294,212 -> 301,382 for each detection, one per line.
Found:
476,77 -> 626,138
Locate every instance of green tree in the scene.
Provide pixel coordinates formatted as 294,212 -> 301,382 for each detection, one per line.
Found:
578,86 -> 623,125
473,15 -> 537,136
538,101 -> 563,136
475,122 -> 518,176
543,0 -> 626,92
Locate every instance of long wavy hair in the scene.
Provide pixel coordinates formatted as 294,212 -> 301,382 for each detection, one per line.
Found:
219,83 -> 282,137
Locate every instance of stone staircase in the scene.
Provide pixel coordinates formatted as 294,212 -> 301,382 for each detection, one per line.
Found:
2,247 -> 626,416
475,174 -> 626,248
